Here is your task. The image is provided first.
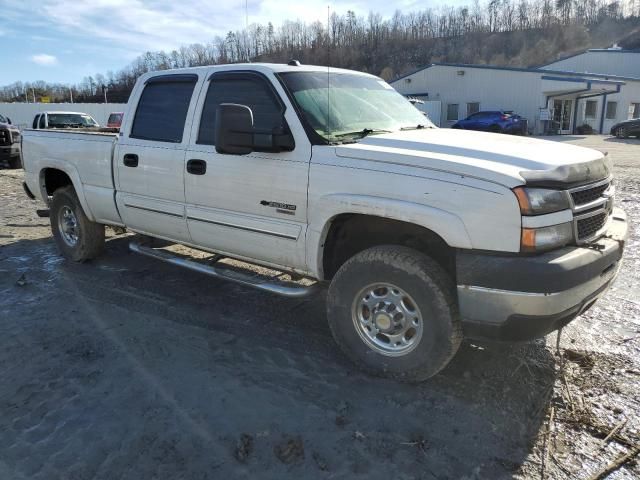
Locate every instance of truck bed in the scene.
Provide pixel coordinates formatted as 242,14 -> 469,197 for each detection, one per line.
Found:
22,128 -> 122,226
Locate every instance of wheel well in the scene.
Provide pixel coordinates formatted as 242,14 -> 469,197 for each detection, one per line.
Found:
42,168 -> 73,197
321,214 -> 455,281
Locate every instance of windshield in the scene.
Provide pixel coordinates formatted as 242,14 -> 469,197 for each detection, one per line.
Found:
47,113 -> 98,128
108,113 -> 123,124
278,72 -> 434,142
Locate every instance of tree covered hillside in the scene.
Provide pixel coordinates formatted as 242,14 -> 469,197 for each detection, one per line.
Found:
1,0 -> 639,103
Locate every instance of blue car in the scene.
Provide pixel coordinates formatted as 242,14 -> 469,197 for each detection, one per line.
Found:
452,111 -> 527,134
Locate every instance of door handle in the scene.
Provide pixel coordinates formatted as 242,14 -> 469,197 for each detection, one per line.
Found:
123,153 -> 138,167
187,159 -> 207,175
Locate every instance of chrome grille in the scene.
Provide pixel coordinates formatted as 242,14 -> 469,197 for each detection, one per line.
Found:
0,129 -> 9,146
577,212 -> 608,241
569,177 -> 613,244
571,182 -> 609,206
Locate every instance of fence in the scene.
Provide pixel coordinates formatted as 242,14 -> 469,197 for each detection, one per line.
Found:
0,103 -> 127,129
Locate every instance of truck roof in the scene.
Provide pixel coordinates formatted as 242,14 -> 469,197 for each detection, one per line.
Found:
37,111 -> 96,115
140,62 -> 377,79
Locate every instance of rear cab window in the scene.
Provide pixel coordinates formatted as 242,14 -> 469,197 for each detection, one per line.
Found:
130,74 -> 198,143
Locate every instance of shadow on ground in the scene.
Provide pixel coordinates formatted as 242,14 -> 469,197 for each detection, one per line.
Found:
0,235 -> 557,479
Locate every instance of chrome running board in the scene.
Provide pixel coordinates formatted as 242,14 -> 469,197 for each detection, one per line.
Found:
129,240 -> 320,298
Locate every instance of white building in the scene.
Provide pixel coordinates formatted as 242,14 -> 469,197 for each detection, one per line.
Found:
391,48 -> 640,135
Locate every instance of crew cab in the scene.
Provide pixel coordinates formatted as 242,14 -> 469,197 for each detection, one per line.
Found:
21,63 -> 628,381
32,111 -> 99,129
0,113 -> 21,168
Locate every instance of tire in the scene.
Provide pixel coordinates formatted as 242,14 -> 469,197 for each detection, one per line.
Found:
8,155 -> 21,169
326,245 -> 462,382
50,185 -> 105,262
488,124 -> 502,133
615,127 -> 627,139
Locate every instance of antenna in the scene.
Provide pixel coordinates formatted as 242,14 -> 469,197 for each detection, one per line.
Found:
245,0 -> 250,62
326,5 -> 330,141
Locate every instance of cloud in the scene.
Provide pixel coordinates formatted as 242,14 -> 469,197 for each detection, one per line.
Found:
30,53 -> 58,65
3,0 -> 423,57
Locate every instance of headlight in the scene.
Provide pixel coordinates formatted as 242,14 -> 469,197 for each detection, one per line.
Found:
521,222 -> 573,253
513,187 -> 570,215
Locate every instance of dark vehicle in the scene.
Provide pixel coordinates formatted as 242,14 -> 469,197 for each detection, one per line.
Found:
0,113 -> 21,169
106,112 -> 124,128
610,118 -> 640,138
453,110 -> 527,134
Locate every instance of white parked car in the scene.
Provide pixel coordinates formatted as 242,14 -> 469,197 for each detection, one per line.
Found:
31,111 -> 99,129
21,63 -> 627,381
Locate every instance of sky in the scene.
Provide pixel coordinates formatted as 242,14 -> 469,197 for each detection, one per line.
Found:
0,0 -> 467,86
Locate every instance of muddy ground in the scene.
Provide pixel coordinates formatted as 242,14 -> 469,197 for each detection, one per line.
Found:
0,135 -> 638,479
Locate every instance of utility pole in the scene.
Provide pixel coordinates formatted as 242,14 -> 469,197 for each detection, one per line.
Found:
31,88 -> 36,103
69,87 -> 74,104
102,85 -> 108,104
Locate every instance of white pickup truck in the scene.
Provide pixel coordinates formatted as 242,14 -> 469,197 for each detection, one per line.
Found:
22,62 -> 628,381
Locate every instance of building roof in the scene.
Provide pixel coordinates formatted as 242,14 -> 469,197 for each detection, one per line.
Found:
390,61 -> 640,84
538,48 -> 640,68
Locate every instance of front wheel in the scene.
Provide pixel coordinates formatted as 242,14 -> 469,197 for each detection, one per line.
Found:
327,245 -> 462,382
50,186 -> 105,262
615,127 -> 627,139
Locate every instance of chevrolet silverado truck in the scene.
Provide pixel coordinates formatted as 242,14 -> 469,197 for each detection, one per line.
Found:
0,113 -> 21,168
21,63 -> 628,381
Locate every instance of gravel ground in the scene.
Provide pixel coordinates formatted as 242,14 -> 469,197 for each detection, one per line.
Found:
0,135 -> 638,479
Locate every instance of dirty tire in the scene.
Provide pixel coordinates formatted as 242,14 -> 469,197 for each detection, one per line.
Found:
327,245 -> 462,382
50,185 -> 105,262
8,156 -> 22,169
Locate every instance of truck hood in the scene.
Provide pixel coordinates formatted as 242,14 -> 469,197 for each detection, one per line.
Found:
335,129 -> 610,188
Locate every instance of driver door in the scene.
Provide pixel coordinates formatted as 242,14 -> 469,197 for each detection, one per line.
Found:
183,71 -> 311,271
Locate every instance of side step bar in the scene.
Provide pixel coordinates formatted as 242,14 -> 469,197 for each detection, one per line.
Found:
129,241 -> 320,298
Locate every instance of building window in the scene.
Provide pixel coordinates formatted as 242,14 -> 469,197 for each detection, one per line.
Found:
585,100 -> 597,118
630,103 -> 640,119
467,102 -> 480,116
447,104 -> 459,121
605,101 -> 617,120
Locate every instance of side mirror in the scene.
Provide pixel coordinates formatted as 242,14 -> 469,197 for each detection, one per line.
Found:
7,118 -> 11,125
215,104 -> 254,155
215,103 -> 294,155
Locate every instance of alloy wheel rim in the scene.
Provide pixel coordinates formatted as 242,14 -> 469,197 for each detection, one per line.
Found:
351,283 -> 424,357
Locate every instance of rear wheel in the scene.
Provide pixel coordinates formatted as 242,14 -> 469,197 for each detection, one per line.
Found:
615,126 -> 628,139
327,245 -> 462,382
50,186 -> 105,262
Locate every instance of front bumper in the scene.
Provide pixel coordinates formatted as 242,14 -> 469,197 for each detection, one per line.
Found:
457,208 -> 628,341
0,144 -> 20,161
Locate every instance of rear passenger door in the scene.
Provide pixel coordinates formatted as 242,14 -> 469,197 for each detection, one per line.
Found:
183,70 -> 311,271
115,74 -> 201,242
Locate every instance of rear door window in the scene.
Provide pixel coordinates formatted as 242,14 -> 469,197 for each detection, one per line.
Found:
130,75 -> 198,143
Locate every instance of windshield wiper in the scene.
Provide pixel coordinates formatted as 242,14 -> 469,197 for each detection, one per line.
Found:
400,124 -> 431,130
333,128 -> 392,139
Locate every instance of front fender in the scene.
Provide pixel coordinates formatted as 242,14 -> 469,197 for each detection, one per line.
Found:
306,193 -> 473,278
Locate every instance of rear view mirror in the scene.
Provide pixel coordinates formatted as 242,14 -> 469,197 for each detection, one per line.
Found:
215,103 -> 294,155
